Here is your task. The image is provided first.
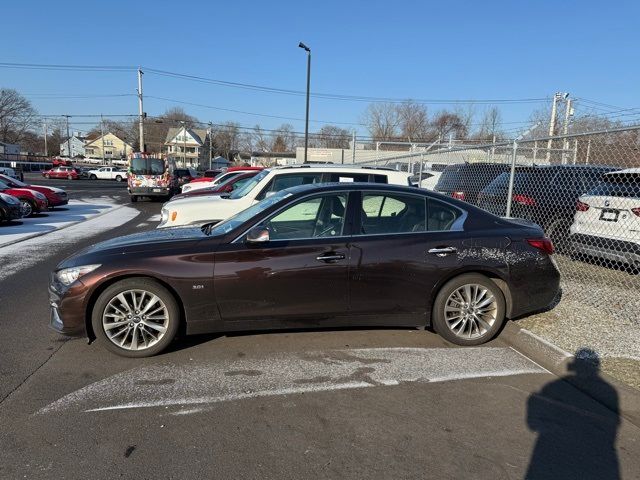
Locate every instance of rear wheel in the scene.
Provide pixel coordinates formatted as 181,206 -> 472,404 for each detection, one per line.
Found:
45,174 -> 50,179
92,278 -> 180,357
115,175 -> 123,182
90,174 -> 97,180
432,273 -> 505,346
20,199 -> 35,217
67,174 -> 73,180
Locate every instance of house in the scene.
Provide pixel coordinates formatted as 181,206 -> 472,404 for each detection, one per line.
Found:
84,132 -> 133,160
60,132 -> 86,158
164,127 -> 211,168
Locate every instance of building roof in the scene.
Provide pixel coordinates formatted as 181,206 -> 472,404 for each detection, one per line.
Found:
84,132 -> 132,148
164,127 -> 209,145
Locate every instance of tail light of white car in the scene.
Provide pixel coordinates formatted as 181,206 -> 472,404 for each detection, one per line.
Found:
632,207 -> 640,217
576,200 -> 590,212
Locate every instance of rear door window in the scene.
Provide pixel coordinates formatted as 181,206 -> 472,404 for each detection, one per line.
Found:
257,173 -> 322,200
327,172 -> 371,183
359,193 -> 427,235
427,199 -> 463,231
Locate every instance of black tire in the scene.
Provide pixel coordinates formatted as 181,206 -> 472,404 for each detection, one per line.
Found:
90,174 -> 97,180
91,278 -> 180,358
45,174 -> 50,179
130,195 -> 138,203
431,273 -> 506,346
20,199 -> 35,217
67,174 -> 73,180
115,175 -> 123,182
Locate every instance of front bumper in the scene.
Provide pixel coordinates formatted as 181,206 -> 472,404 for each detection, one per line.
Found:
1,204 -> 23,220
48,277 -> 89,337
571,233 -> 640,266
129,186 -> 175,197
48,194 -> 69,206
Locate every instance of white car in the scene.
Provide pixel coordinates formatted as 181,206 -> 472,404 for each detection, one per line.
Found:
181,170 -> 252,193
88,166 -> 127,181
0,167 -> 19,180
160,166 -> 412,228
570,168 -> 640,268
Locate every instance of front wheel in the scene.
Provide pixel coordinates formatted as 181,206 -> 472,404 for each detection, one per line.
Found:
432,273 -> 506,346
45,174 -> 50,179
130,195 -> 138,203
92,278 -> 180,357
20,199 -> 35,217
67,174 -> 73,180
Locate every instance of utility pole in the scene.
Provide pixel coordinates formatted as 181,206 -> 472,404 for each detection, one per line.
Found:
100,114 -> 106,165
43,120 -> 48,157
180,121 -> 187,167
546,92 -> 568,163
137,68 -> 145,153
562,98 -> 573,164
208,122 -> 213,170
352,130 -> 356,163
63,115 -> 72,159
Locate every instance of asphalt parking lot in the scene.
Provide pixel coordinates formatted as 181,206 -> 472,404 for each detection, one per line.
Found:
1,176 -> 639,479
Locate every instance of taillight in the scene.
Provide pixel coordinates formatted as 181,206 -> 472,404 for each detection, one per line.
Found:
452,191 -> 465,200
512,194 -> 536,206
632,207 -> 640,217
576,200 -> 590,212
527,238 -> 554,255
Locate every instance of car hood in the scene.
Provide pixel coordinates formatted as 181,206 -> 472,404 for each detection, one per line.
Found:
166,194 -> 236,207
32,185 -> 65,194
58,226 -> 217,269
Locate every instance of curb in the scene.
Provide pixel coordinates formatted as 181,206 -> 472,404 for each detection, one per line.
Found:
501,321 -> 640,427
0,203 -> 127,249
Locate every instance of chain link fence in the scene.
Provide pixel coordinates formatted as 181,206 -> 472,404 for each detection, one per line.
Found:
356,126 -> 640,324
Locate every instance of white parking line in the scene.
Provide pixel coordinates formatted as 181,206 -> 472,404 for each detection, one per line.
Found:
0,205 -> 139,282
39,347 -> 546,415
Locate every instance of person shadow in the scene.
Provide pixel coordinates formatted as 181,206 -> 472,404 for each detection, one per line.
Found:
525,348 -> 620,480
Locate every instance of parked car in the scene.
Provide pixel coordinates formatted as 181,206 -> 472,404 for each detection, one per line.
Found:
0,167 -> 20,180
160,166 -> 413,228
43,166 -> 79,180
174,168 -> 197,187
88,166 -> 127,181
191,169 -> 224,182
170,171 -> 260,201
410,170 -> 443,190
0,192 -> 24,223
0,179 -> 48,216
73,167 -> 91,179
434,163 -> 514,205
182,167 -> 265,192
0,174 -> 68,208
570,168 -> 640,269
477,165 -> 616,250
49,182 -> 560,357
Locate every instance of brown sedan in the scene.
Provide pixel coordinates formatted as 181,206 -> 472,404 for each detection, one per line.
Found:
49,183 -> 560,357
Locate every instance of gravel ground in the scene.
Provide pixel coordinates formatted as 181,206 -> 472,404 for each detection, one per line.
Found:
520,294 -> 640,390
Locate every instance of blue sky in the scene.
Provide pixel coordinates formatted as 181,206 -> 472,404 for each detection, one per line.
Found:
2,0 -> 639,137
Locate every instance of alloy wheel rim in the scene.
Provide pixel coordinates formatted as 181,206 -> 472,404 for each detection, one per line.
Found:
102,289 -> 169,351
21,201 -> 32,216
444,284 -> 497,339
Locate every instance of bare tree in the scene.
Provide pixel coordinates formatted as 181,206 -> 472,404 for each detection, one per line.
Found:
476,106 -> 503,141
315,125 -> 351,149
397,101 -> 429,142
271,124 -> 297,152
0,88 -> 39,144
212,122 -> 240,159
429,110 -> 468,140
362,102 -> 400,141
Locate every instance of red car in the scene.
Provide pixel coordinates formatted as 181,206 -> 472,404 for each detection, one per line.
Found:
170,171 -> 259,201
0,179 -> 48,216
42,166 -> 79,180
0,174 -> 68,208
189,166 -> 264,184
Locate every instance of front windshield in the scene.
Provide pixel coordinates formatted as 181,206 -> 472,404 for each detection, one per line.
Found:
205,190 -> 290,236
0,180 -> 10,190
130,158 -> 165,175
229,169 -> 269,199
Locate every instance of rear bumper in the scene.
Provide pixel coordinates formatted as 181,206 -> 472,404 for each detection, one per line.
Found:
571,233 -> 640,266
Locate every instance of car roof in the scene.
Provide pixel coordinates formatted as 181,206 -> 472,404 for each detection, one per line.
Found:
268,165 -> 409,174
605,167 -> 640,175
279,182 -> 433,197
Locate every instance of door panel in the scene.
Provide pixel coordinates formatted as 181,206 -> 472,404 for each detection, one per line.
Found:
214,240 -> 350,325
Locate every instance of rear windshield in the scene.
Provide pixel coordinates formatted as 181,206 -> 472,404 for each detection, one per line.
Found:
588,174 -> 640,198
130,158 -> 166,175
435,164 -> 510,191
482,171 -> 533,194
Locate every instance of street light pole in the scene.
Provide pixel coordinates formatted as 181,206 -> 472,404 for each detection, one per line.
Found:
299,42 -> 311,163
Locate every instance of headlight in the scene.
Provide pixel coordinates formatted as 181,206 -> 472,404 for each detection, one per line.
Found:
0,193 -> 19,205
55,264 -> 101,286
34,192 -> 47,200
159,208 -> 169,226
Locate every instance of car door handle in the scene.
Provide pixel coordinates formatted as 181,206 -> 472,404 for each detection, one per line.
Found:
316,253 -> 346,262
428,247 -> 457,256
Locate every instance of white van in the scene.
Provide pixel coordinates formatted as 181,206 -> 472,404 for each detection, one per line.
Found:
159,165 -> 412,228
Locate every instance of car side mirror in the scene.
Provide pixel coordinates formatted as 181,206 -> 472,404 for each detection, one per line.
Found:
246,226 -> 270,243
264,191 -> 276,198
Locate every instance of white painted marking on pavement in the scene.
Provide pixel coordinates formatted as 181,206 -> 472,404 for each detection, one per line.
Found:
148,214 -> 161,222
0,206 -> 139,282
39,347 -> 546,415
